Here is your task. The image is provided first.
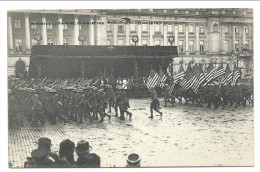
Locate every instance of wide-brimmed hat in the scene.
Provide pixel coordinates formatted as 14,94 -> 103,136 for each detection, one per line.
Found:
126,153 -> 141,167
75,140 -> 92,154
31,148 -> 49,161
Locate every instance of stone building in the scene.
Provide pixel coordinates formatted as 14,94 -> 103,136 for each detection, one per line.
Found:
7,9 -> 253,78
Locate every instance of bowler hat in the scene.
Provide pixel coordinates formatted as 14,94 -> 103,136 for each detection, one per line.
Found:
75,140 -> 92,154
126,153 -> 141,167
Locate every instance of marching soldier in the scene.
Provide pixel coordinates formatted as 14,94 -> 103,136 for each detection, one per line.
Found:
149,87 -> 162,119
119,90 -> 132,120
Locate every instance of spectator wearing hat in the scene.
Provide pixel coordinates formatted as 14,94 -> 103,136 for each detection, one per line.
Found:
75,140 -> 101,168
24,148 -> 53,168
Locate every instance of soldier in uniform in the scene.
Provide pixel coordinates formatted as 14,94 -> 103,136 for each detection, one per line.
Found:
119,90 -> 132,120
98,91 -> 111,122
114,86 -> 122,117
149,87 -> 162,119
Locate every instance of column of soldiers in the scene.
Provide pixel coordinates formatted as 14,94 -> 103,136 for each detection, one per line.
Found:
9,82 -> 133,127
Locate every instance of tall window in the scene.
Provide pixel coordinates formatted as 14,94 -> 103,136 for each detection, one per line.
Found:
213,23 -> 218,32
178,24 -> 183,33
200,41 -> 204,53
199,25 -> 205,33
189,40 -> 194,53
235,26 -> 239,33
189,25 -> 194,33
224,40 -> 229,51
31,21 -> 37,29
47,38 -> 54,45
63,24 -> 68,30
107,23 -> 112,31
155,24 -> 160,32
14,20 -> 21,28
244,40 -> 249,49
118,39 -> 124,45
79,24 -> 82,30
118,25 -> 124,32
245,26 -> 249,34
130,24 -> 136,31
142,39 -> 148,46
142,24 -> 148,32
15,39 -> 23,52
46,21 -> 52,29
179,40 -> 184,52
63,38 -> 69,45
168,25 -> 173,32
235,40 -> 239,49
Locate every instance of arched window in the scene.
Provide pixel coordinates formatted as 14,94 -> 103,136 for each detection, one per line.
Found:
213,23 -> 218,32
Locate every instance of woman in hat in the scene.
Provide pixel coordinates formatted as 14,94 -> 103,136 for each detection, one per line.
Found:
75,140 -> 101,168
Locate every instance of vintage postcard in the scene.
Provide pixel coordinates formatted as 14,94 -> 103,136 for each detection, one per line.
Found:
3,1 -> 257,169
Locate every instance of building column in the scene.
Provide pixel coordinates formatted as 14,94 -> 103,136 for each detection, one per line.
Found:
89,16 -> 95,45
41,14 -> 47,45
125,23 -> 130,46
96,17 -> 101,45
7,12 -> 14,53
232,25 -> 236,50
137,23 -> 142,46
100,16 -> 107,45
195,24 -> 200,55
185,23 -> 189,55
174,24 -> 178,47
220,24 -> 225,53
74,14 -> 79,45
242,25 -> 246,47
24,13 -> 31,51
113,23 -> 117,45
58,14 -> 63,45
149,23 -> 154,46
163,24 -> 167,46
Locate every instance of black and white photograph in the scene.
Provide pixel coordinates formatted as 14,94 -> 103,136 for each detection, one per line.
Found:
0,0 -> 259,170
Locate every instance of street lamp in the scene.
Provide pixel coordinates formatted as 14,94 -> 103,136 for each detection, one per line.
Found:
33,33 -> 42,45
168,35 -> 175,46
234,47 -> 248,68
78,34 -> 86,45
131,35 -> 139,46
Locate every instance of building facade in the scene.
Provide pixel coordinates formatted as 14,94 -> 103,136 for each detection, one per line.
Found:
7,9 -> 254,78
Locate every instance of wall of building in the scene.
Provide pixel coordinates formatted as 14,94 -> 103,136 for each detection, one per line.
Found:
7,9 -> 254,77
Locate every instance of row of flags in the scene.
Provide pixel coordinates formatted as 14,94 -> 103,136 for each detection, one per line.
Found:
146,61 -> 242,94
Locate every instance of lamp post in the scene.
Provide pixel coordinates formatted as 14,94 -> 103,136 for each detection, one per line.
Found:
33,33 -> 42,45
168,35 -> 175,46
234,47 -> 248,68
131,35 -> 139,46
78,34 -> 86,45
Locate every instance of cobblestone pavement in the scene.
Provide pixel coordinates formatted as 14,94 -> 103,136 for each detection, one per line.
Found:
8,98 -> 254,167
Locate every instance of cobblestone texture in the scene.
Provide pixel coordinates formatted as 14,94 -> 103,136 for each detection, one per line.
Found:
8,98 -> 254,167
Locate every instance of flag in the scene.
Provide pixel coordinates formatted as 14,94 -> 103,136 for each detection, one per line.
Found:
146,69 -> 160,89
168,81 -> 175,94
202,62 -> 215,86
214,63 -> 225,79
174,64 -> 185,82
220,64 -> 232,85
180,62 -> 195,91
158,68 -> 167,87
191,64 -> 202,92
231,68 -> 241,86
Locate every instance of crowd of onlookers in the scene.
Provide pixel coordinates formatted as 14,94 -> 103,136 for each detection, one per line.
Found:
22,137 -> 141,168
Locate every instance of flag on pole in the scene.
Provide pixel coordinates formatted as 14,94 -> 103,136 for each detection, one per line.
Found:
158,68 -> 167,88
191,64 -> 202,93
180,62 -> 195,91
174,64 -> 185,82
220,64 -> 232,85
146,69 -> 160,89
168,81 -> 175,94
202,62 -> 215,86
214,63 -> 225,79
231,67 -> 241,86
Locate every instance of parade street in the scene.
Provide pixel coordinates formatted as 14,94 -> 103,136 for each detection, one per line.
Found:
8,98 -> 254,168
